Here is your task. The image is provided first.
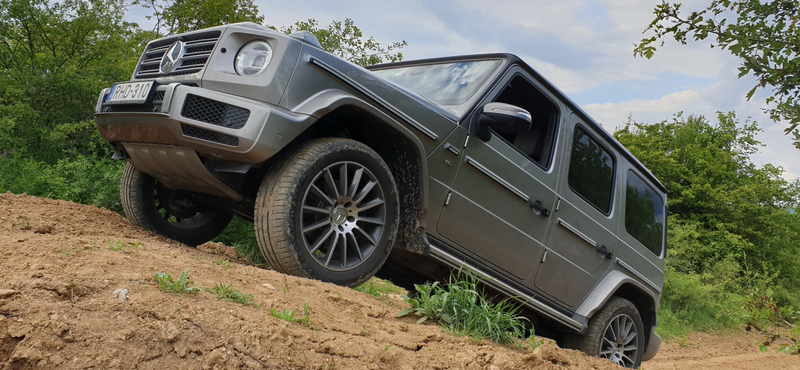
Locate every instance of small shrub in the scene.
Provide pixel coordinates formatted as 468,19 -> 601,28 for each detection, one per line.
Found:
153,269 -> 202,295
268,301 -> 311,326
206,282 -> 259,308
396,269 -> 528,345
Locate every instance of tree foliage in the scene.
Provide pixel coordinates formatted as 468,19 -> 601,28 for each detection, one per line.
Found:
280,18 -> 406,67
634,0 -> 800,149
133,0 -> 263,36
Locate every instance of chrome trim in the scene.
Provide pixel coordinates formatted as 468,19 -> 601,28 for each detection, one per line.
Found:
466,156 -> 528,201
96,88 -> 111,113
309,57 -> 439,141
445,143 -> 460,156
428,244 -> 583,331
558,218 -> 597,248
160,83 -> 183,113
617,259 -> 662,293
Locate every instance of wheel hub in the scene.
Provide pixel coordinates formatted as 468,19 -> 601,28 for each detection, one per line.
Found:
300,161 -> 386,271
600,313 -> 639,368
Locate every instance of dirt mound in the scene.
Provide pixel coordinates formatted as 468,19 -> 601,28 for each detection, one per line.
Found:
0,193 -> 625,369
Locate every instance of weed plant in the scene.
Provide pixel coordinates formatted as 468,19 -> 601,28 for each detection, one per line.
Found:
354,277 -> 405,298
268,302 -> 311,326
396,269 -> 527,345
206,282 -> 259,308
153,269 -> 201,295
108,240 -> 146,255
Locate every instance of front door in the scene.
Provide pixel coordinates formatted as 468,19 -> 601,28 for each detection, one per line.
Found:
436,69 -> 562,282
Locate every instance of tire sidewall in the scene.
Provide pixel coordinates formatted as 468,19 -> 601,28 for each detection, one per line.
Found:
283,140 -> 399,286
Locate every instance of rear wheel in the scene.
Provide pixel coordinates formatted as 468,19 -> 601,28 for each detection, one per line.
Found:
120,163 -> 233,246
565,297 -> 644,369
255,138 -> 399,287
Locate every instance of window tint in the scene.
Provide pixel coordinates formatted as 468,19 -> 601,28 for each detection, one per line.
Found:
568,127 -> 614,213
625,170 -> 665,256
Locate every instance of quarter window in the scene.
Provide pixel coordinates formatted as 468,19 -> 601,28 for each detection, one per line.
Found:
567,127 -> 614,213
624,170 -> 665,256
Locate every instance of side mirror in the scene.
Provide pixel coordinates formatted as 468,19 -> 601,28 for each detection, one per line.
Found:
475,102 -> 532,141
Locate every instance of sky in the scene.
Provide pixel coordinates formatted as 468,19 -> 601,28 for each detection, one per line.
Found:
127,0 -> 800,179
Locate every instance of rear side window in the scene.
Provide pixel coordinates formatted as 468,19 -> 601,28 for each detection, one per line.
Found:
568,127 -> 614,213
625,170 -> 665,255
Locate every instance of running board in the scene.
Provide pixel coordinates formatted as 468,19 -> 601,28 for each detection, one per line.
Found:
427,240 -> 586,332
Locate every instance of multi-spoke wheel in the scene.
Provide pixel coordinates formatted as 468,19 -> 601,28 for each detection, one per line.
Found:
255,138 -> 399,287
120,163 -> 233,246
600,313 -> 640,367
564,297 -> 645,369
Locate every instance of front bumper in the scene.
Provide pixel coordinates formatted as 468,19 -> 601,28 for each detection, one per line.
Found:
95,83 -> 315,165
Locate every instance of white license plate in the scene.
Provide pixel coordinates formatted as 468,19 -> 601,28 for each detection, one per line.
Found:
106,81 -> 155,104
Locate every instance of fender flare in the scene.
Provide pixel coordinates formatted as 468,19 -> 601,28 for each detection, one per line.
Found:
290,88 -> 432,227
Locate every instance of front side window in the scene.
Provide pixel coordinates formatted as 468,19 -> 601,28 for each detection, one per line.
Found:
625,170 -> 665,256
567,127 -> 614,214
371,60 -> 501,105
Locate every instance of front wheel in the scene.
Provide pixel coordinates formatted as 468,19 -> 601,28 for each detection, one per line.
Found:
255,138 -> 399,287
565,297 -> 644,368
120,163 -> 233,246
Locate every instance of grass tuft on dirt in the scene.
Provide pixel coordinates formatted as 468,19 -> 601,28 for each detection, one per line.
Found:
397,269 -> 528,345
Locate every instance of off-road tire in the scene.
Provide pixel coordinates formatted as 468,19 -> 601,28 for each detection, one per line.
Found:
120,163 -> 233,246
255,138 -> 399,288
564,296 -> 644,369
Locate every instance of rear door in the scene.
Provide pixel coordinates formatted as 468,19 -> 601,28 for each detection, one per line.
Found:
534,115 -> 619,307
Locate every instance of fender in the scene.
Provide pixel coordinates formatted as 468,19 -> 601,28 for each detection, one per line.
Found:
576,269 -> 658,319
289,88 -> 432,229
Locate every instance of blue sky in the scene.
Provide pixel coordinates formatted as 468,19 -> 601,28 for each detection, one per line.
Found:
127,0 -> 800,179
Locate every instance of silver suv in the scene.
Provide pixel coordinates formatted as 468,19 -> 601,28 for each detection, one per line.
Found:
95,22 -> 666,368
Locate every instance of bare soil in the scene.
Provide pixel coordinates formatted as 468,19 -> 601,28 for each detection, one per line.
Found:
0,192 -> 796,369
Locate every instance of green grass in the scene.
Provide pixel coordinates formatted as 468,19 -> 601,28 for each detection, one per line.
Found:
153,269 -> 202,295
396,269 -> 528,345
354,277 -> 405,298
268,301 -> 311,326
655,267 -> 745,338
213,217 -> 266,266
206,282 -> 259,308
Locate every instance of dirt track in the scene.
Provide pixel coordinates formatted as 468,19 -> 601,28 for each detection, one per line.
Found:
0,193 -> 797,369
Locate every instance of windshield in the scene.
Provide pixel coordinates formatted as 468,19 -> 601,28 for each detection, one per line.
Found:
371,60 -> 501,106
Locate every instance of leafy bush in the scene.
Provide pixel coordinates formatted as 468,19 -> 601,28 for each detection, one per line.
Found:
396,269 -> 528,345
0,154 -> 124,214
153,269 -> 202,295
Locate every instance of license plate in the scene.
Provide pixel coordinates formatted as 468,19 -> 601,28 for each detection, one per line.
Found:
106,81 -> 155,104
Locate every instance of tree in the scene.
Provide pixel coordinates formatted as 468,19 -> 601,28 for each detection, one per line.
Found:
133,0 -> 263,36
0,0 -> 145,160
634,1 -> 800,149
280,18 -> 406,67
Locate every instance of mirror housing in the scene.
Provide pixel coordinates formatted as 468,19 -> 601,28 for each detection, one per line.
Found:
475,102 -> 532,141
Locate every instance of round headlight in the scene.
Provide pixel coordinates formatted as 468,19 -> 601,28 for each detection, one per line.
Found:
235,40 -> 273,76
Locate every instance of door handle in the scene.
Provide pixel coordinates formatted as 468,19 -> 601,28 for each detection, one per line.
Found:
529,200 -> 550,217
596,245 -> 613,259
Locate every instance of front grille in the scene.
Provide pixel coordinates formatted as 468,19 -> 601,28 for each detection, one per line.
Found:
133,30 -> 221,79
181,124 -> 239,146
181,94 -> 250,129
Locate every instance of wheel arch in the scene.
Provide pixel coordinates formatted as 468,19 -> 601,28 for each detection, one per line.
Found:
283,91 -> 431,255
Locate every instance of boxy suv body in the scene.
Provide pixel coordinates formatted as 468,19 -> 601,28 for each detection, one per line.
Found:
95,23 -> 667,368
